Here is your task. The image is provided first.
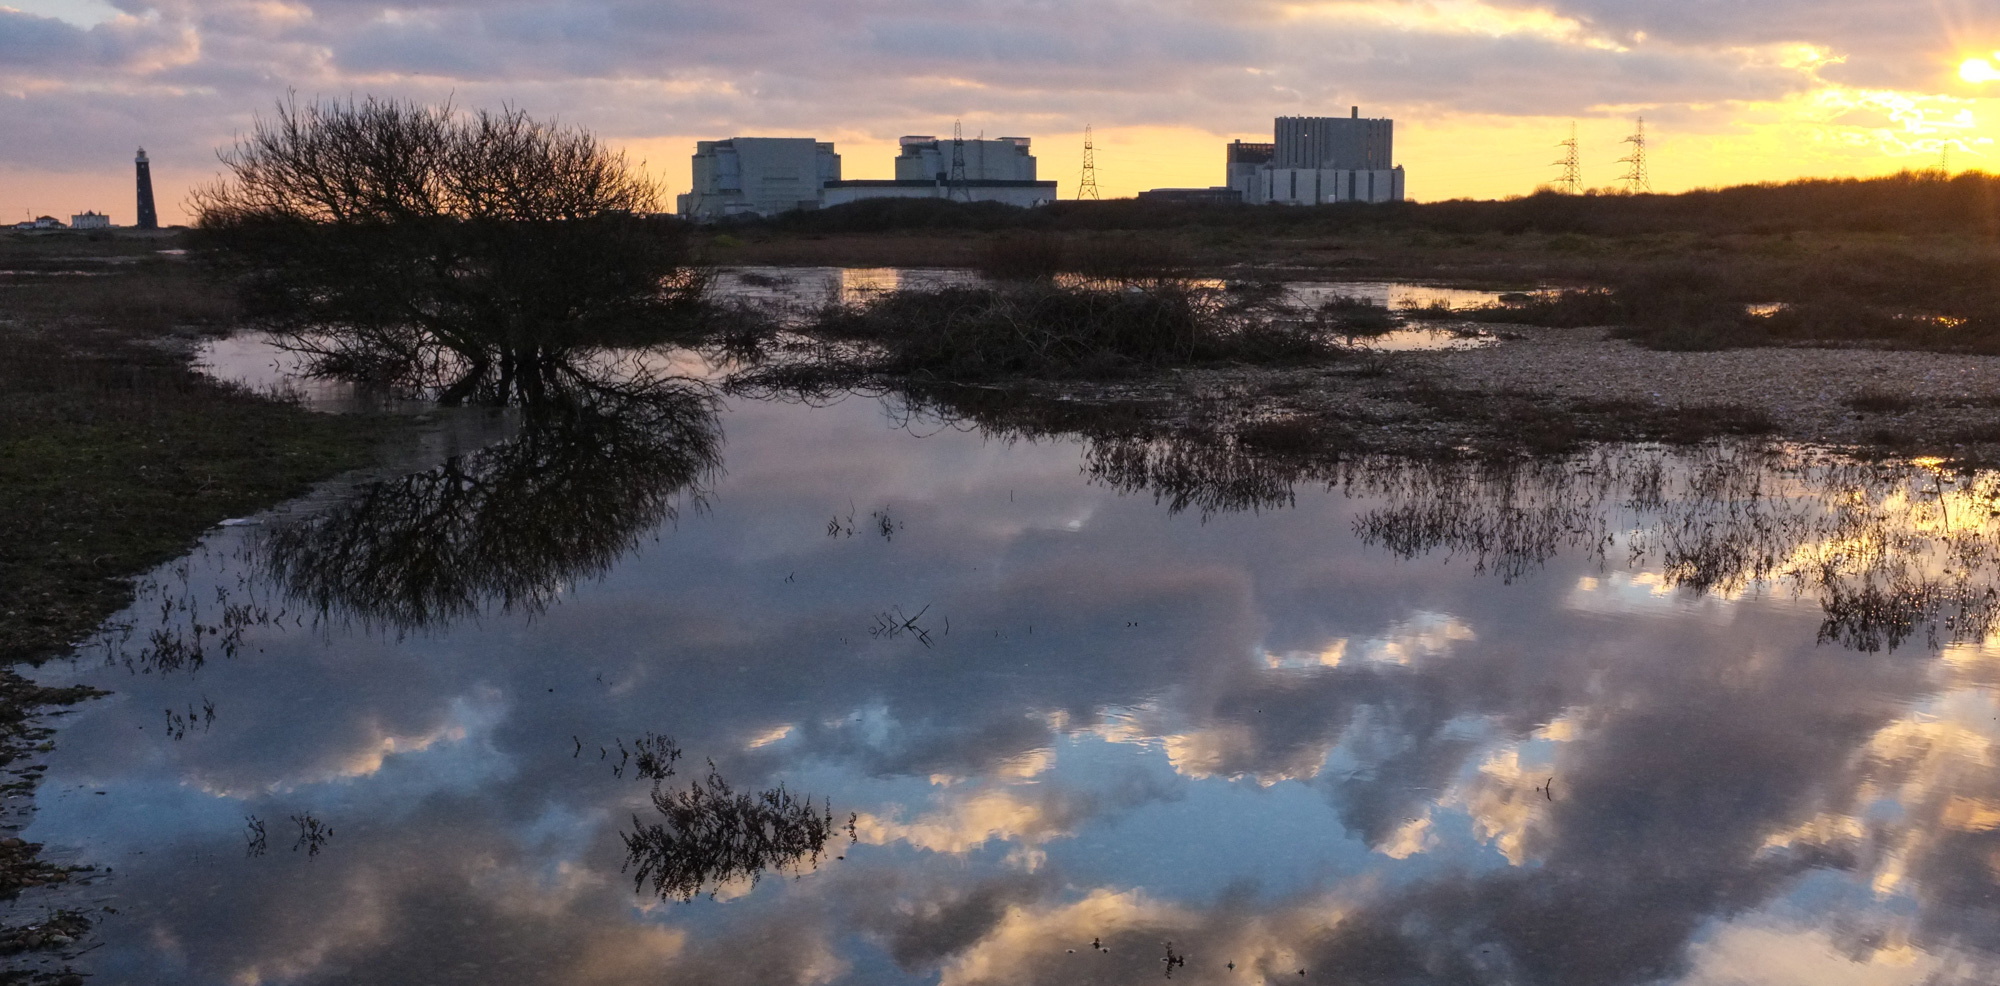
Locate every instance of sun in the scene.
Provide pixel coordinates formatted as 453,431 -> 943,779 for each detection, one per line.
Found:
1963,55 -> 2000,84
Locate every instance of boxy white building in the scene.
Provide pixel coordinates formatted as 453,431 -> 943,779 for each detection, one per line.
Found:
677,138 -> 842,220
1230,110 -> 1406,205
678,133 -> 1056,219
70,211 -> 111,229
892,135 -> 1040,182
821,180 -> 1057,209
1250,167 -> 1405,205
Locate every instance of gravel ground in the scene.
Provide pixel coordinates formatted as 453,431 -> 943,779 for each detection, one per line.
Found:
1400,324 -> 2000,448
958,323 -> 2000,463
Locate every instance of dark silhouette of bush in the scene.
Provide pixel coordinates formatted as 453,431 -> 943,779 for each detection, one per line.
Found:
978,232 -> 1066,280
806,283 -> 1333,380
188,96 -> 710,403
729,170 -> 2000,239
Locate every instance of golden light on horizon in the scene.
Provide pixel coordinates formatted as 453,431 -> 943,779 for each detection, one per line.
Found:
1964,55 -> 2000,84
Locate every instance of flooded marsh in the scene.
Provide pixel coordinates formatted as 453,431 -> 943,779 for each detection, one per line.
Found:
14,362 -> 2000,983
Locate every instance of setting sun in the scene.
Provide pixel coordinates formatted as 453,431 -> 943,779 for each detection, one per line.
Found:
1964,55 -> 2000,84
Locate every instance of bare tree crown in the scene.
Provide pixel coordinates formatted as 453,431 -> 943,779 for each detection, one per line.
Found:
193,96 -> 661,225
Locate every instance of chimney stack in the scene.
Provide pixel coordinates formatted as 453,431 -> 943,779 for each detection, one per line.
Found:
1351,106 -> 1360,119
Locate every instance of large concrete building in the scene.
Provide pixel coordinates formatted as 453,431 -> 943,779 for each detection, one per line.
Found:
891,135 -> 1039,182
825,135 -> 1056,209
678,133 -> 1057,219
677,138 -> 843,220
1230,110 -> 1404,205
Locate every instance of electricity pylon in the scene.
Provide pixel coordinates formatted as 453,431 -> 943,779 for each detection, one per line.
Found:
1552,122 -> 1581,194
1618,117 -> 1650,194
1077,124 -> 1099,201
949,120 -> 970,202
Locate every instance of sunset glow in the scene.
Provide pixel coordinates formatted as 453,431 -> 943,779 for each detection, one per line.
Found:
4,1 -> 2000,219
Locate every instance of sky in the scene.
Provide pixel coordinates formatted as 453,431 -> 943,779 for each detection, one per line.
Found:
3,0 -> 2000,224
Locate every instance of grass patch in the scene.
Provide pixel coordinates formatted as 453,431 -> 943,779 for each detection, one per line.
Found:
1845,390 -> 1917,414
1,247 -> 402,663
806,282 -> 1338,381
1238,415 -> 1355,457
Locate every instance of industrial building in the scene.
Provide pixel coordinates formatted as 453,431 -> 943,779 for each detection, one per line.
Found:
892,135 -> 1038,182
1135,187 -> 1243,205
1226,141 -> 1274,192
679,133 -> 1058,219
1139,111 -> 1405,206
677,138 -> 843,220
1230,110 -> 1404,205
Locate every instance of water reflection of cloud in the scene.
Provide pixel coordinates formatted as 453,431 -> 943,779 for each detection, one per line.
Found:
1680,921 -> 1948,986
29,396 -> 2000,984
856,786 -> 1095,869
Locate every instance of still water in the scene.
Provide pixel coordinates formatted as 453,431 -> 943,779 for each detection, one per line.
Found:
27,336 -> 2000,984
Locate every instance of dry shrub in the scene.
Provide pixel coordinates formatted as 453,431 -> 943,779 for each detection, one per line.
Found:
810,282 -> 1334,380
978,232 -> 1065,281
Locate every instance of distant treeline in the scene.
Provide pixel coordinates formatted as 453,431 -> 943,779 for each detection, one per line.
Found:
744,170 -> 2000,238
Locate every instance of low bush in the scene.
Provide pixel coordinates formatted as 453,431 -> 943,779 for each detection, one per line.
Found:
978,232 -> 1066,281
1405,288 -> 1623,329
1316,295 -> 1398,335
1846,390 -> 1917,414
808,282 -> 1335,380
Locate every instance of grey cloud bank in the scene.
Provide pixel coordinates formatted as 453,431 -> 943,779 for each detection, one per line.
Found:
2,0 -> 1987,216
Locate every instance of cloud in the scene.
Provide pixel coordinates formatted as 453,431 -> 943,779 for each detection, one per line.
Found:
5,0 -> 1999,220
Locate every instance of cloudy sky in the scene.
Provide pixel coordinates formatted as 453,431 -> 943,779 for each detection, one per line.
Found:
4,0 -> 2000,223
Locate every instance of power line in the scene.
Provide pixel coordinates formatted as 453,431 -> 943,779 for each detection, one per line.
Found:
1618,117 -> 1650,194
1077,124 -> 1099,201
1552,121 -> 1581,194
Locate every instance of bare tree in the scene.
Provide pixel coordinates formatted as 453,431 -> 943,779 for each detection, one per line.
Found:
190,96 -> 710,405
191,95 -> 660,223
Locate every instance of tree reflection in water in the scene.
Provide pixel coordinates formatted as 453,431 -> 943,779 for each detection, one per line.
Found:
829,382 -> 2000,654
621,758 -> 839,903
1338,447 -> 2000,653
259,367 -> 722,630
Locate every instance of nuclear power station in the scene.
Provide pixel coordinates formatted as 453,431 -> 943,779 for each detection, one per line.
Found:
1230,110 -> 1404,204
1143,109 -> 1407,205
680,110 -> 1404,218
678,130 -> 1058,219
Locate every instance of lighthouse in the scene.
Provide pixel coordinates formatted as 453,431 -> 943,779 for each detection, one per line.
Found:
135,148 -> 158,230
